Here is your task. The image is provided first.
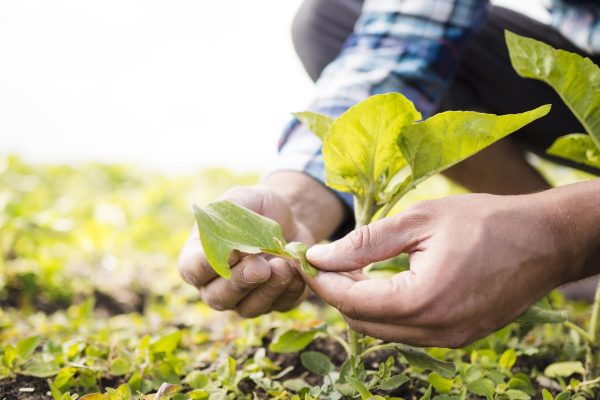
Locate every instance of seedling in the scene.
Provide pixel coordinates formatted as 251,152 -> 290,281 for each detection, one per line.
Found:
194,86 -> 552,396
507,31 -> 600,380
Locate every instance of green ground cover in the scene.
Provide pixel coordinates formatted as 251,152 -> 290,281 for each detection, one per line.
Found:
1,154 -> 598,400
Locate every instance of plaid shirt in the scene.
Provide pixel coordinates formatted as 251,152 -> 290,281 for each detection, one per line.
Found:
273,0 -> 600,208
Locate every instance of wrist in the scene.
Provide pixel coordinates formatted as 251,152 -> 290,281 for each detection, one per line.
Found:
540,179 -> 600,284
261,170 -> 348,241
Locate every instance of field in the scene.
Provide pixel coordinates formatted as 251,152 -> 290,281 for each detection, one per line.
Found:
1,154 -> 598,400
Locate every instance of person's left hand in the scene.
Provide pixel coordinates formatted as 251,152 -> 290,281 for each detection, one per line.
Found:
303,192 -> 580,348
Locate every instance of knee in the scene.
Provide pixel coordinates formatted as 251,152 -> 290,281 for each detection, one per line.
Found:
291,0 -> 323,80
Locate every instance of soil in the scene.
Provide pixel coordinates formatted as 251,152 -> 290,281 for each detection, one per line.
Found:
1,375 -> 50,400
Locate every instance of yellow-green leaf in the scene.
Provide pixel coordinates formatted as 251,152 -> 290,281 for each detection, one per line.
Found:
506,31 -> 600,149
293,111 -> 334,141
544,361 -> 585,378
323,93 -> 420,197
194,200 -> 286,279
269,328 -> 319,354
548,134 -> 600,168
398,105 -> 551,189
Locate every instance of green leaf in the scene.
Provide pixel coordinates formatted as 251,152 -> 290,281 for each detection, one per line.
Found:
79,394 -> 104,400
284,242 -> 318,277
293,111 -> 334,141
150,331 -> 181,355
508,377 -> 535,396
506,390 -> 532,400
420,385 -> 433,400
428,372 -> 453,394
346,376 -> 373,399
184,371 -> 209,389
548,134 -> 600,168
16,336 -> 41,361
300,351 -> 334,375
467,378 -> 495,400
506,30 -> 600,149
555,392 -> 571,400
3,345 -> 16,368
396,344 -> 456,379
542,388 -> 554,400
499,349 -> 517,371
155,382 -> 183,399
110,358 -> 130,376
194,201 -> 287,279
269,328 -> 319,353
398,105 -> 551,190
544,361 -> 585,378
516,302 -> 568,325
323,93 -> 420,198
21,360 -> 61,377
378,374 -> 410,391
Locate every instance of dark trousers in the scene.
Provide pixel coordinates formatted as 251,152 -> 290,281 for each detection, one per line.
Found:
291,0 -> 600,175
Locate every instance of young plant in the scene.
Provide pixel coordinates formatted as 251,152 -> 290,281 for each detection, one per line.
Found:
506,30 -> 600,380
194,89 -> 552,393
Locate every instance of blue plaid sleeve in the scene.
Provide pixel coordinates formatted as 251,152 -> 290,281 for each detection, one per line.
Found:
270,0 -> 490,210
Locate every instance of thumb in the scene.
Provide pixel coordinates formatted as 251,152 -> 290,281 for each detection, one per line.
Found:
306,212 -> 424,272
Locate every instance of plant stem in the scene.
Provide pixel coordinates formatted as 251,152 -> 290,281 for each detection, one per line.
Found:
360,342 -> 398,359
586,279 -> 600,379
347,195 -> 377,357
564,321 -> 594,344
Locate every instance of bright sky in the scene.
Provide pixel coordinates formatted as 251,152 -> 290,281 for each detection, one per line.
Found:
0,1 -> 547,173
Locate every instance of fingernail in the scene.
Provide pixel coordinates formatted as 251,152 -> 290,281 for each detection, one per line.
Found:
306,243 -> 332,261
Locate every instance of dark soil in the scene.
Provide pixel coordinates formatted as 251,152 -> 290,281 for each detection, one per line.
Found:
1,375 -> 49,400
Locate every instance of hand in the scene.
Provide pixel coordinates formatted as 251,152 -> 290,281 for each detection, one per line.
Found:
304,192 -> 581,347
178,185 -> 314,317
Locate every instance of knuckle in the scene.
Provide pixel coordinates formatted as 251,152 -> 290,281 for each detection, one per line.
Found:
201,291 -> 229,311
441,330 -> 471,349
347,225 -> 373,252
236,307 -> 260,319
336,297 -> 361,321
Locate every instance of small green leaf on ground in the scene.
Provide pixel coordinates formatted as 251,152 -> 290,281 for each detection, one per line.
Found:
499,349 -> 517,370
378,374 -> 410,390
269,328 -> 319,353
110,358 -> 130,376
346,376 -> 372,399
396,344 -> 456,379
184,371 -> 209,389
150,331 -> 181,355
300,351 -> 334,375
544,361 -> 585,378
428,372 -> 453,394
467,378 -> 495,400
16,336 -> 41,361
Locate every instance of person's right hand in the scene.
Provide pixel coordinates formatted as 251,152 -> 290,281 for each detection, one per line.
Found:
177,185 -> 314,317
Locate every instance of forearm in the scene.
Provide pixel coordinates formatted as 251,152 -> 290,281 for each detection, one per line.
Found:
262,170 -> 347,241
543,178 -> 600,282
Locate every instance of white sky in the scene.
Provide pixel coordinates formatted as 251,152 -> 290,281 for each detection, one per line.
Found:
0,1 -> 546,173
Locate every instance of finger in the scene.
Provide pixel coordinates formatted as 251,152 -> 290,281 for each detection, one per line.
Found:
305,270 -> 421,322
306,207 -> 430,272
177,230 -> 240,287
271,277 -> 309,312
235,258 -> 296,318
201,255 -> 271,311
344,317 -> 469,348
344,316 -> 432,346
